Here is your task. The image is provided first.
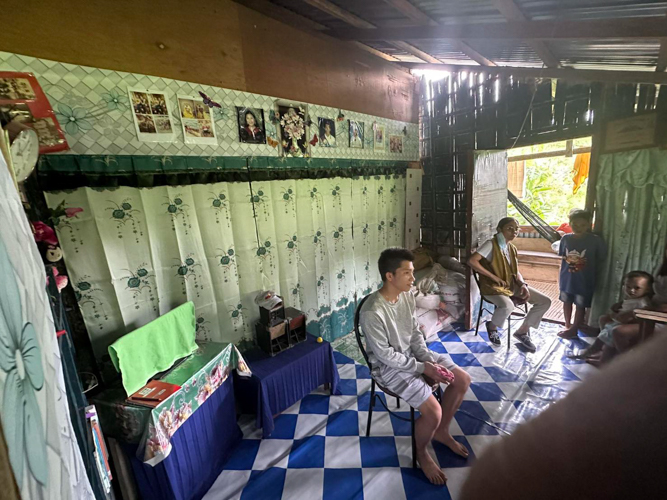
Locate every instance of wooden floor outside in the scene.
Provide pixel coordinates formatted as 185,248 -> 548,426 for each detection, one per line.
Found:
530,280 -> 565,324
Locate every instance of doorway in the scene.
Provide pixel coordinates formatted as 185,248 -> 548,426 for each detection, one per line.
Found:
507,137 -> 592,323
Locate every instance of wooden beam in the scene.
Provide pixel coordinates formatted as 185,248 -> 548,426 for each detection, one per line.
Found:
456,41 -> 496,67
490,0 -> 560,68
327,17 -> 667,41
491,0 -> 526,20
390,41 -> 441,64
232,0 -> 399,63
657,15 -> 667,71
302,0 -> 443,65
303,0 -> 375,29
657,42 -> 667,72
403,62 -> 667,85
381,0 -> 438,26
382,0 -> 495,66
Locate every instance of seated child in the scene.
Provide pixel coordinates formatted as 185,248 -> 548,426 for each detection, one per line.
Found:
557,209 -> 607,339
613,244 -> 667,351
577,271 -> 653,366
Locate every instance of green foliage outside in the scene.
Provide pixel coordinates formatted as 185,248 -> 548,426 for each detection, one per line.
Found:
508,138 -> 591,226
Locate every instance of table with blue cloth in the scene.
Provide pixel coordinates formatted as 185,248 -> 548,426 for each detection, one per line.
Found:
234,334 -> 341,437
92,342 -> 248,500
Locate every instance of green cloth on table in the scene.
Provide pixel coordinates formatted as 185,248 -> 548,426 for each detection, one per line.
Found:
109,301 -> 198,396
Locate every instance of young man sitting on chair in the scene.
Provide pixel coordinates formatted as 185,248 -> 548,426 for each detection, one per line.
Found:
360,248 -> 471,485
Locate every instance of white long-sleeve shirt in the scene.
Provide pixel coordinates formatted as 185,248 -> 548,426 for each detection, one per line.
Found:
359,290 -> 440,375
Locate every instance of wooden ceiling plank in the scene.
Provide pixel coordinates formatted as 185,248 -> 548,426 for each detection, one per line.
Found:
391,41 -> 441,64
490,0 -> 525,20
382,0 -> 495,66
327,18 -> 667,41
303,0 -> 375,29
403,62 -> 667,85
657,42 -> 667,71
656,15 -> 667,71
233,0 -> 399,62
490,0 -> 560,68
381,0 -> 438,26
354,42 -> 400,61
302,0 -> 443,65
457,41 -> 496,67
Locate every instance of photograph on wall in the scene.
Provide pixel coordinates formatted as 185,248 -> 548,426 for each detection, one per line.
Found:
128,88 -> 175,143
0,71 -> 68,153
389,135 -> 403,153
374,124 -> 385,150
318,117 -> 336,147
236,107 -> 266,144
277,103 -> 308,157
178,95 -> 217,145
349,120 -> 364,149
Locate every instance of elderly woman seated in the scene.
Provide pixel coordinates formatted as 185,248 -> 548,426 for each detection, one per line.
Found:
468,217 -> 551,351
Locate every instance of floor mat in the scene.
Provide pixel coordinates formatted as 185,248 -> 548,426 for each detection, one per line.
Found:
204,323 -> 597,500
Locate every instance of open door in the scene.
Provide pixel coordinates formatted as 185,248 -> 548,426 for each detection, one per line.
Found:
464,150 -> 508,329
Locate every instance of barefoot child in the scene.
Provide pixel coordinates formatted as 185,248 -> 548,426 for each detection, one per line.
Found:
360,248 -> 471,485
580,271 -> 653,366
557,210 -> 607,339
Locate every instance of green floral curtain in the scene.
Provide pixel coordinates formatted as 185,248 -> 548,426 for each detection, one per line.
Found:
45,174 -> 406,368
590,148 -> 667,322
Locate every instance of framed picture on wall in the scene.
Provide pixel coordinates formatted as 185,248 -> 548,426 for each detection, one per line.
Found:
389,135 -> 403,153
349,120 -> 364,149
318,117 -> 336,147
276,102 -> 308,157
237,107 -> 266,144
374,124 -> 385,150
128,88 -> 176,143
178,94 -> 217,145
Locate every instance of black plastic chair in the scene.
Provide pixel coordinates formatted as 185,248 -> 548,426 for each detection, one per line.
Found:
354,294 -> 443,469
472,272 -> 528,349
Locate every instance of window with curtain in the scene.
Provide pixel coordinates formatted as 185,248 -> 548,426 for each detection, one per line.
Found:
44,173 -> 406,368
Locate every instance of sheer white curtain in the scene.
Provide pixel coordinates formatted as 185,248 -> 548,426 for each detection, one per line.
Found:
45,174 -> 407,364
45,182 -> 258,363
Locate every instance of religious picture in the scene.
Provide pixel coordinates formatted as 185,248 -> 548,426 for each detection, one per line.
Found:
236,107 -> 266,144
317,118 -> 336,147
349,120 -> 364,149
0,77 -> 35,100
32,118 -> 62,148
0,71 -> 68,153
389,135 -> 403,153
374,124 -> 385,150
277,103 -> 308,157
178,95 -> 217,145
128,88 -> 175,143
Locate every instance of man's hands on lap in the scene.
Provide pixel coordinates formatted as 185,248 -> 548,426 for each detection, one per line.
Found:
424,361 -> 454,384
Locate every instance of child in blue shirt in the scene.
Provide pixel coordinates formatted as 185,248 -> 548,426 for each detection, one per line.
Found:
557,209 -> 607,339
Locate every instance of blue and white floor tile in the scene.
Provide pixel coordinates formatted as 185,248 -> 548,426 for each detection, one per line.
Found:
203,323 -> 597,500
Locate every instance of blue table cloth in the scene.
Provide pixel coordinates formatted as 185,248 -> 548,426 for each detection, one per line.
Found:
126,373 -> 241,500
235,334 -> 341,437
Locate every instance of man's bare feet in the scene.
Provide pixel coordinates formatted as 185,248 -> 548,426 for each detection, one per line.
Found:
433,430 -> 470,458
558,327 -> 579,339
416,450 -> 446,485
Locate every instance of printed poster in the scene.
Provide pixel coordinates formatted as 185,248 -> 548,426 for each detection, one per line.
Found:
127,89 -> 176,142
177,95 -> 217,145
0,71 -> 68,153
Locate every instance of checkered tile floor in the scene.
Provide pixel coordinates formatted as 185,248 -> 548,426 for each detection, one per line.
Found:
204,324 -> 597,500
